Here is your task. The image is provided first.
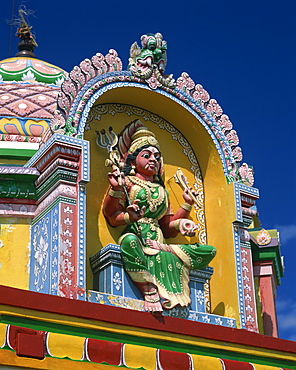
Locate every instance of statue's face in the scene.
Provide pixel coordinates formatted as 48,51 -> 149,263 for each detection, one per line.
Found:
135,146 -> 161,176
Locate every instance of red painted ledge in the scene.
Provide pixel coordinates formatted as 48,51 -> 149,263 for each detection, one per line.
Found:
1,285 -> 296,354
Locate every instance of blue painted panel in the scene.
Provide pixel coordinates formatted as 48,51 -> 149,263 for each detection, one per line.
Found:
30,212 -> 53,293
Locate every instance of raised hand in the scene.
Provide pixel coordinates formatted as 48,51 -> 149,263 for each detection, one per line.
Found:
179,219 -> 197,237
107,168 -> 125,190
127,199 -> 146,222
182,187 -> 198,205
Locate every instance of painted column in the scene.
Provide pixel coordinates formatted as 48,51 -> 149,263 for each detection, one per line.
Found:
253,261 -> 279,337
233,183 -> 259,332
26,134 -> 89,300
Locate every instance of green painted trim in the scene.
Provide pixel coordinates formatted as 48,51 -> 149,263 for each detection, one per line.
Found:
0,148 -> 37,160
36,169 -> 78,199
0,179 -> 36,199
1,315 -> 295,368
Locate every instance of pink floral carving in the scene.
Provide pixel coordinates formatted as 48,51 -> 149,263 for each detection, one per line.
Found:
239,163 -> 254,186
80,59 -> 96,82
16,135 -> 26,142
192,84 -> 210,106
62,78 -> 77,102
206,99 -> 223,118
105,49 -> 123,72
176,72 -> 195,95
4,135 -> 13,141
69,66 -> 86,88
232,146 -> 243,162
50,110 -> 66,130
226,130 -> 239,147
91,53 -> 108,74
217,114 -> 233,133
83,88 -> 95,100
57,92 -> 71,112
28,136 -> 41,143
146,74 -> 162,90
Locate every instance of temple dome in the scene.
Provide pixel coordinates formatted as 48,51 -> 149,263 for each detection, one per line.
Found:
0,56 -> 67,86
0,56 -> 67,141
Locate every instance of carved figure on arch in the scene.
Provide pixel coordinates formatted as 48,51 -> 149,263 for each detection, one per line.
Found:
101,121 -> 216,315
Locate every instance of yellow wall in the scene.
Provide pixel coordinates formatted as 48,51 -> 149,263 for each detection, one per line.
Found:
84,86 -> 240,325
0,218 -> 31,289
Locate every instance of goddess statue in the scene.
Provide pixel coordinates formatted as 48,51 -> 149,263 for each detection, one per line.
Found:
103,123 -> 216,315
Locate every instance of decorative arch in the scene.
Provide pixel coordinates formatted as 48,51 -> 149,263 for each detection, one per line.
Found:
48,49 -> 254,187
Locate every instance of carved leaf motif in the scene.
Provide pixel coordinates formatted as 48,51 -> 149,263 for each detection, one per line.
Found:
206,99 -> 223,118
232,146 -> 243,162
69,66 -> 86,88
192,84 -> 210,105
51,110 -> 66,131
226,130 -> 239,147
239,163 -> 254,186
91,53 -> 108,74
57,92 -> 71,112
217,114 -> 233,133
176,72 -> 195,95
105,49 -> 123,72
62,78 -> 77,103
80,59 -> 96,82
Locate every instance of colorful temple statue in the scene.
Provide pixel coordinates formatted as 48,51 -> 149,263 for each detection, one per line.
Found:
0,15 -> 292,368
102,122 -> 216,314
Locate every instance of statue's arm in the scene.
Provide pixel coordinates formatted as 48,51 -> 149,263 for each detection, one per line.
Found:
103,191 -> 126,227
103,168 -> 146,227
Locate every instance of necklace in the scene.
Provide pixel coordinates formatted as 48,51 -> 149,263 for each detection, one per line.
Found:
128,176 -> 165,212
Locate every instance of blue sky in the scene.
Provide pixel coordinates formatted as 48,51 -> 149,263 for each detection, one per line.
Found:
1,0 -> 295,340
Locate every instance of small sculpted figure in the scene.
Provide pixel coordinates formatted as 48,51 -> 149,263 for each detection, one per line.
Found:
103,124 -> 216,315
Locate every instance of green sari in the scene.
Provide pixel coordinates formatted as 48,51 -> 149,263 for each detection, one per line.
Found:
119,176 -> 216,309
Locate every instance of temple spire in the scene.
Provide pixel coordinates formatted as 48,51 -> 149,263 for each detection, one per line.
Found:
15,7 -> 38,58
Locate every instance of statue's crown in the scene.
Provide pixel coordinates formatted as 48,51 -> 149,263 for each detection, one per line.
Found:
128,127 -> 160,154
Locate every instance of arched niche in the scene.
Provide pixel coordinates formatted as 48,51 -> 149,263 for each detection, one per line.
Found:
82,85 -> 239,321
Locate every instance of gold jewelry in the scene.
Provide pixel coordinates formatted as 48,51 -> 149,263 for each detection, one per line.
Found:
129,176 -> 165,212
181,203 -> 192,212
124,213 -> 133,225
143,290 -> 158,296
109,188 -> 122,198
128,127 -> 160,154
144,296 -> 160,303
130,165 -> 136,175
173,219 -> 180,231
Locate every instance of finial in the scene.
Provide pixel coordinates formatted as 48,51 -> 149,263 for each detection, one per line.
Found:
14,6 -> 38,57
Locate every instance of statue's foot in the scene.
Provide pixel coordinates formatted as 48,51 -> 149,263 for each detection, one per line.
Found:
144,291 -> 163,316
146,238 -> 160,250
146,239 -> 173,254
136,282 -> 163,316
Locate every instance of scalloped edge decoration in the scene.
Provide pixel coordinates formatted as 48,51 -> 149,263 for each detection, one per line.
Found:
55,49 -> 123,128
48,41 -> 254,186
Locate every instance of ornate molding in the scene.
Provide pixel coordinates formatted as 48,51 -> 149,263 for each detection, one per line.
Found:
47,34 -> 255,187
50,49 -> 123,133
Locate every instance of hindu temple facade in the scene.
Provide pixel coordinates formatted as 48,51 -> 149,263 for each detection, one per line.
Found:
0,24 -> 293,370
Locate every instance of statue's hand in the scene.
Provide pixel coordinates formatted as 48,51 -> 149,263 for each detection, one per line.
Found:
179,219 -> 197,237
107,168 -> 125,190
182,188 -> 197,205
127,199 -> 146,222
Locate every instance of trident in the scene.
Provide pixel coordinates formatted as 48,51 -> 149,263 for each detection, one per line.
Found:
96,127 -> 145,244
